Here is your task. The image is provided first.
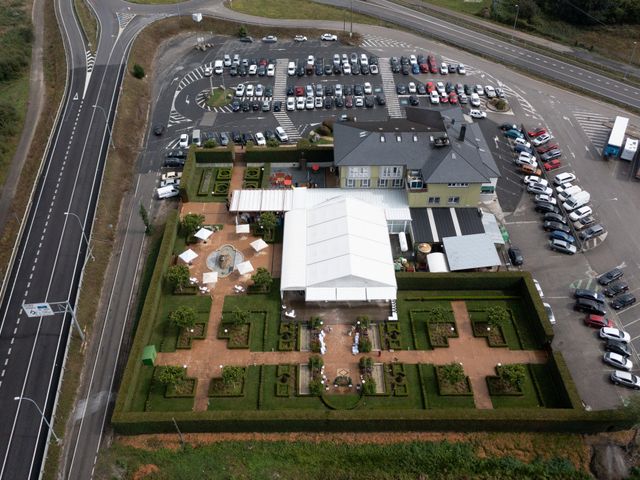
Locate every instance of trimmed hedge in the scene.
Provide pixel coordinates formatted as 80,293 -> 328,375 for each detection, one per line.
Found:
216,167 -> 232,180
166,378 -> 198,398
213,181 -> 229,196
243,146 -> 333,163
195,149 -> 234,163
198,169 -> 214,196
180,148 -> 196,201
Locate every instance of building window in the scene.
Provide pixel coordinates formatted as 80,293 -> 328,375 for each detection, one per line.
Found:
346,178 -> 355,188
347,166 -> 370,179
361,179 -> 370,188
428,197 -> 440,205
481,185 -> 495,194
447,183 -> 469,188
378,178 -> 388,188
409,180 -> 423,189
381,166 -> 403,179
392,178 -> 404,188
448,196 -> 460,205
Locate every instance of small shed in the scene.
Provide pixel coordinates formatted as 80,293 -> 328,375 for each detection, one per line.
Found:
142,345 -> 157,366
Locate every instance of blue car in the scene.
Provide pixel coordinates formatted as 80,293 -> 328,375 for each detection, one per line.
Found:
549,230 -> 575,244
505,129 -> 524,139
514,144 -> 533,154
412,63 -> 420,74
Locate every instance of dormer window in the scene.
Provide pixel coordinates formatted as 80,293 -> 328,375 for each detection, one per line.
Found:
380,135 -> 386,142
396,135 -> 402,142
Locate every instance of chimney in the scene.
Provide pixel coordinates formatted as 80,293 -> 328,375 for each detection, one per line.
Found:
458,125 -> 466,142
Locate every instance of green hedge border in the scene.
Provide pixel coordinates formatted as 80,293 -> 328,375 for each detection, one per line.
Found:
243,146 -> 333,163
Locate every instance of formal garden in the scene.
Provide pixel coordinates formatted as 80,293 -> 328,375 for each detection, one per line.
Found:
112,210 -> 634,434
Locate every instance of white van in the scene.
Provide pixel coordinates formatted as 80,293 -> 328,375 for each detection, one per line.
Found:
562,191 -> 590,211
214,60 -> 224,75
287,61 -> 296,76
157,186 -> 180,199
192,129 -> 202,147
557,185 -> 581,201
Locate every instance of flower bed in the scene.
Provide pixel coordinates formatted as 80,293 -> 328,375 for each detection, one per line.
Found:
216,167 -> 232,180
213,181 -> 229,196
487,365 -> 525,396
388,363 -> 409,396
278,323 -> 297,351
380,322 -> 402,350
217,323 -> 250,349
198,169 -> 214,196
166,377 -> 198,398
242,180 -> 260,189
427,322 -> 458,347
435,366 -> 473,396
208,371 -> 246,397
176,322 -> 206,349
275,365 -> 295,397
472,321 -> 508,347
244,167 -> 262,180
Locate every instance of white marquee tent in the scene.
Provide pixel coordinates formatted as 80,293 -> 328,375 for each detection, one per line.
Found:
237,260 -> 254,275
178,249 -> 198,264
202,271 -> 218,284
250,238 -> 269,252
194,227 -> 214,241
281,196 -> 397,302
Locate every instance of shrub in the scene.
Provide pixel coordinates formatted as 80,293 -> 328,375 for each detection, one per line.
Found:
181,213 -> 204,239
429,306 -> 449,323
322,118 -> 335,132
266,139 -> 279,148
216,168 -> 232,180
309,355 -> 324,371
359,337 -> 372,353
316,125 -> 331,136
310,339 -> 321,353
309,379 -> 323,396
439,363 -> 465,384
232,307 -> 249,326
238,25 -> 248,37
362,379 -> 377,395
213,181 -> 229,195
157,366 -> 184,386
132,63 -> 145,78
499,364 -> 526,389
487,306 -> 510,328
359,357 -> 373,372
169,306 -> 197,330
251,267 -> 273,291
357,315 -> 371,329
203,139 -> 217,148
309,317 -> 322,330
166,264 -> 190,292
222,366 -> 245,387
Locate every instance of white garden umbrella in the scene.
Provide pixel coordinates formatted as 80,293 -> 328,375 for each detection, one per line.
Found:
194,227 -> 213,241
236,260 -> 254,275
236,224 -> 250,234
202,271 -> 218,284
250,238 -> 268,252
178,249 -> 198,264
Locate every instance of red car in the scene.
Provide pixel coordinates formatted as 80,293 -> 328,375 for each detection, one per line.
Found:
419,63 -> 429,73
544,159 -> 562,171
426,82 -> 435,93
537,143 -> 559,154
440,94 -> 449,103
294,86 -> 304,96
584,314 -> 613,328
448,92 -> 458,104
528,127 -> 547,137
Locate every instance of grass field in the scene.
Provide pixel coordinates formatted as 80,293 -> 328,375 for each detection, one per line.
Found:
207,88 -> 234,108
96,439 -> 590,479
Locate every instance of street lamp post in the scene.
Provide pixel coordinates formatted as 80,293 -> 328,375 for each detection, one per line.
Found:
511,4 -> 519,42
14,396 -> 61,444
350,0 -> 353,38
64,211 -> 95,261
624,41 -> 638,80
92,104 -> 115,149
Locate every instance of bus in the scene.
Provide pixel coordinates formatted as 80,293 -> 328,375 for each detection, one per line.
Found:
603,116 -> 629,158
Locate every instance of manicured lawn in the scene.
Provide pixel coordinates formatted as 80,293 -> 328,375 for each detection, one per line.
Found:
145,372 -> 195,412
260,365 -> 324,410
184,167 -> 228,203
157,294 -> 212,353
208,366 -> 260,411
529,364 -> 574,409
229,0 -> 379,25
420,364 -> 475,409
489,365 -> 542,409
360,364 -> 425,410
206,88 -> 234,107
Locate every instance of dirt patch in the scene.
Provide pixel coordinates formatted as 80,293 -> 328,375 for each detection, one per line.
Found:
132,464 -> 159,480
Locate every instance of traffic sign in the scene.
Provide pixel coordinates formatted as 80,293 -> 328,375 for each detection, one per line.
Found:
22,302 -> 55,317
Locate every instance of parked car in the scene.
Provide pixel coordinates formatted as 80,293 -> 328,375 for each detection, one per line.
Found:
611,293 -> 636,310
580,224 -> 605,241
605,339 -> 631,357
526,183 -> 550,195
610,371 -> 640,390
549,230 -> 575,244
508,246 -> 524,266
543,212 -> 567,224
584,314 -> 613,328
604,282 -> 629,297
544,159 -> 562,171
321,33 -> 338,41
534,194 -> 556,205
543,221 -> 570,234
469,109 -> 487,119
541,149 -> 562,162
543,303 -> 556,325
537,143 -> 560,154
574,298 -> 606,315
535,203 -> 560,214
549,238 -> 576,254
524,175 -> 547,187
153,124 -> 165,136
569,206 -> 593,221
505,129 -> 524,139
598,268 -> 624,285
178,133 -> 189,148
294,35 -> 307,42
262,35 -> 278,43
574,216 -> 595,231
604,352 -> 633,371
532,133 -> 552,146
574,289 -> 605,304
599,327 -> 630,343
554,172 -> 576,186
499,122 -> 519,131
528,127 -> 548,137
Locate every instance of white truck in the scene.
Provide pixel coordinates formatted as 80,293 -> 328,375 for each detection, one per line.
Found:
621,137 -> 638,161
156,185 -> 180,199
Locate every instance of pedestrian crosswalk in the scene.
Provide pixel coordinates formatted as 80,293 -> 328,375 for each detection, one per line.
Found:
572,110 -> 611,153
273,58 -> 288,102
177,67 -> 205,94
360,34 -> 413,50
195,90 -> 234,113
85,50 -> 95,74
379,58 -> 403,118
273,112 -> 301,140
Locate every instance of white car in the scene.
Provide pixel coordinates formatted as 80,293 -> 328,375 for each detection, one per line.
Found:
469,109 -> 487,119
604,352 -> 633,371
178,133 -> 189,148
314,96 -> 323,108
519,157 -> 539,168
275,126 -> 289,142
305,96 -> 315,110
307,55 -> 315,66
335,84 -> 343,96
439,62 -> 448,74
554,172 -> 576,186
535,194 -> 556,205
436,81 -> 445,94
321,33 -> 338,41
532,133 -> 552,146
485,86 -> 496,98
267,64 -> 275,77
364,82 -> 372,94
533,279 -> 545,298
470,93 -> 481,107
354,96 -> 364,107
408,82 -> 416,94
600,327 -> 631,343
514,137 -> 531,148
342,63 -> 352,75
360,53 -> 369,66
429,91 -> 440,104
569,206 -> 593,221
474,85 -> 485,95
254,132 -> 266,146
610,371 -> 640,390
235,84 -> 246,97
543,302 -> 556,325
524,175 -> 547,187
255,84 -> 264,96
294,35 -> 307,42
370,64 -> 379,74
248,64 -> 258,75
286,97 -> 295,111
409,54 -> 417,65
262,35 -> 278,43
245,84 -> 255,96
527,183 -> 551,195
457,64 -> 466,74
203,65 -> 213,77
296,97 -> 305,110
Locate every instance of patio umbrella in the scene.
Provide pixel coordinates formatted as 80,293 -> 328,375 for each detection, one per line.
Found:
250,238 -> 268,252
178,249 -> 198,264
236,260 -> 254,275
236,224 -> 250,234
202,271 -> 218,284
194,227 -> 213,241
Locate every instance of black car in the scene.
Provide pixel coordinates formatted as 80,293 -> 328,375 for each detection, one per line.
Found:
264,129 -> 276,141
251,100 -> 261,111
230,65 -> 238,76
325,85 -> 334,96
408,95 -> 419,106
365,95 -> 375,108
324,97 -> 333,109
257,65 -> 266,76
396,84 -> 407,95
361,64 -> 370,75
231,131 -> 242,144
265,87 -> 273,97
499,122 -> 519,131
152,124 -> 165,136
400,56 -> 410,65
286,85 -> 294,96
580,224 -> 605,241
391,63 -> 400,73
344,85 -> 353,96
324,65 -> 333,75
543,212 -> 566,224
401,64 -> 410,75
238,66 -> 247,76
535,203 -> 560,214
273,101 -> 282,112
574,298 -> 606,316
598,268 -> 624,285
445,82 -> 454,93
376,94 -> 386,105
464,84 -> 473,95
508,246 -> 524,266
611,293 -> 636,310
604,281 -> 629,297
605,339 -> 632,357
369,55 -> 379,65
543,221 -> 570,233
296,66 -> 305,76
416,83 -> 427,95
239,36 -> 254,43
354,84 -> 364,96
333,64 -> 342,74
231,101 -> 241,112
166,149 -> 186,159
574,289 -> 605,304
335,96 -> 344,108
315,65 -> 323,76
163,158 -> 184,168
351,63 -> 360,75
241,100 -> 251,112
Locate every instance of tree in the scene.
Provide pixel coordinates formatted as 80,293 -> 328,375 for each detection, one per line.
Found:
499,364 -> 526,389
439,363 -> 466,385
132,63 -> 145,79
259,212 -> 277,232
359,337 -> 372,353
203,139 -> 217,148
487,306 -> 510,328
309,378 -> 323,395
169,306 -> 197,330
166,264 -> 190,292
222,366 -> 244,387
157,366 -> 184,386
251,267 -> 273,291
181,213 -> 204,240
362,379 -> 376,395
232,306 -> 249,326
357,315 -> 371,329
139,203 -> 152,235
238,25 -> 248,37
266,139 -> 279,148
309,355 -> 324,371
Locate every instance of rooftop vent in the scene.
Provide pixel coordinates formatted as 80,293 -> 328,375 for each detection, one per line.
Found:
380,135 -> 386,142
458,125 -> 466,142
396,135 -> 402,142
413,135 -> 418,142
